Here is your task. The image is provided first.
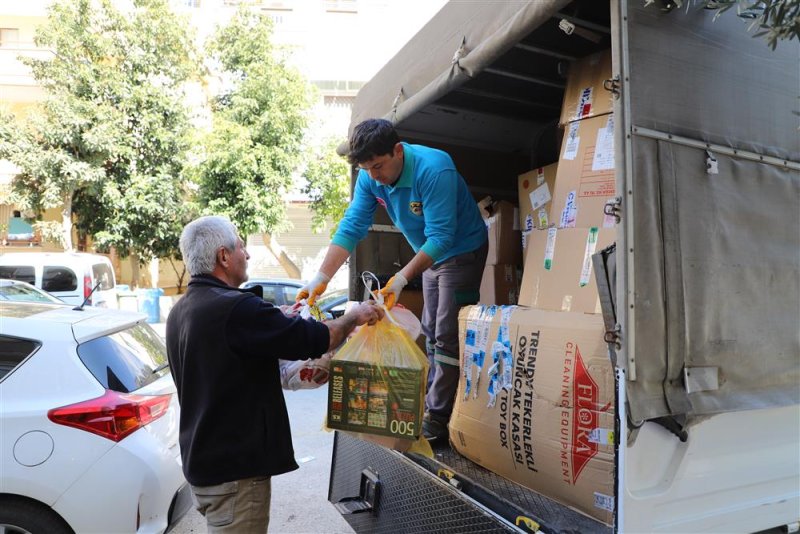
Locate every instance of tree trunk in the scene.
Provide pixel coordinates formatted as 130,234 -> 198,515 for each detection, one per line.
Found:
261,233 -> 301,279
130,253 -> 140,290
61,190 -> 74,251
149,257 -> 159,288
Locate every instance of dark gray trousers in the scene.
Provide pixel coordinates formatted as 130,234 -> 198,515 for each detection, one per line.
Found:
422,240 -> 488,419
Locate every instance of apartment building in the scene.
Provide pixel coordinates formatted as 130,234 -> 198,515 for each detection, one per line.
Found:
0,0 -> 446,286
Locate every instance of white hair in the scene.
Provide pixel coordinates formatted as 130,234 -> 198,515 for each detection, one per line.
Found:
180,216 -> 239,276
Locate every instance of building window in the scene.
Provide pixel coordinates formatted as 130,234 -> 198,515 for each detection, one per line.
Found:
183,0 -> 201,7
323,95 -> 356,108
0,28 -> 20,48
325,0 -> 357,14
261,0 -> 292,9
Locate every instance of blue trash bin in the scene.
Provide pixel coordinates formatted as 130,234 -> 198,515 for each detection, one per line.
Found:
138,288 -> 164,323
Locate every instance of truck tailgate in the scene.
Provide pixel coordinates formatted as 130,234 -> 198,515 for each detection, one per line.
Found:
329,432 -> 610,533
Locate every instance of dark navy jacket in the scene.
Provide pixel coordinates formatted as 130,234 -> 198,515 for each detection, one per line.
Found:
166,274 -> 330,486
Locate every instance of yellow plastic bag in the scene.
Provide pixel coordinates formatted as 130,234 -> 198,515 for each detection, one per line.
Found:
326,307 -> 432,457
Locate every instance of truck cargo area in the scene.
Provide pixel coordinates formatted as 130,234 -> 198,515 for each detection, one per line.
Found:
330,0 -> 799,531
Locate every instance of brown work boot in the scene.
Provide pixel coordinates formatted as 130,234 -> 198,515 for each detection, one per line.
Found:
422,412 -> 448,442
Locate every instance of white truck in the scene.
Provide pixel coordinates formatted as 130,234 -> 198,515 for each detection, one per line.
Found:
327,1 -> 799,532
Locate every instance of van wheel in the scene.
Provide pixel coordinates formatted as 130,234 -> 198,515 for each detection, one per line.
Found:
0,496 -> 73,534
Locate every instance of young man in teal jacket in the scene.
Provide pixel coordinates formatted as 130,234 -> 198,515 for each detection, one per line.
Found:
298,119 -> 488,441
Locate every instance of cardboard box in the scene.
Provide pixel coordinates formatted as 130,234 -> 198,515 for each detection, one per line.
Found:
559,50 -> 613,126
479,198 -> 522,266
518,164 -> 559,254
551,114 -> 617,229
518,227 -> 614,314
480,263 -> 520,305
452,305 -> 615,524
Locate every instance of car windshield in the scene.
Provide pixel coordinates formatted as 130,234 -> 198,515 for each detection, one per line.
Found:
0,281 -> 62,303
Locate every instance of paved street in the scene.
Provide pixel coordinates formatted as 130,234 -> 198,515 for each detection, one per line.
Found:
152,323 -> 354,534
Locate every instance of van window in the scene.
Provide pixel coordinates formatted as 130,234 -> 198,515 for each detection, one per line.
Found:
0,335 -> 39,381
77,324 -> 168,393
282,285 -> 299,303
0,265 -> 35,285
92,263 -> 115,290
42,266 -> 78,292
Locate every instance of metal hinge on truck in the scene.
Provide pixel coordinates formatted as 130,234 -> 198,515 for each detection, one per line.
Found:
333,469 -> 380,515
603,196 -> 622,224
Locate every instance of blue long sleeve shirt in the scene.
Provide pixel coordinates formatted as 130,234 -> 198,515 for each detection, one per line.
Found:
331,143 -> 487,264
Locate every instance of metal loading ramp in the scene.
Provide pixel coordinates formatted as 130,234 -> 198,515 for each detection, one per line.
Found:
329,432 -> 611,534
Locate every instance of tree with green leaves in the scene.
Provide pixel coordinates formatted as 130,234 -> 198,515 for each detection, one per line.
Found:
648,0 -> 799,49
0,0 -> 198,288
302,138 -> 351,238
194,8 -> 315,279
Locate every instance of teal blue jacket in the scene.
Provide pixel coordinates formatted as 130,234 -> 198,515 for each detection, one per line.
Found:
332,143 -> 487,263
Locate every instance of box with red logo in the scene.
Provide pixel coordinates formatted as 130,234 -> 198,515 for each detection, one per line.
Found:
559,50 -> 613,126
451,305 -> 615,524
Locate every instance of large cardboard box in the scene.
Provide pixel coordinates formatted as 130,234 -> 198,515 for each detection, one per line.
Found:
559,50 -> 613,126
479,263 -> 520,305
551,114 -> 617,229
479,198 -> 522,266
452,305 -> 615,524
518,227 -> 614,314
518,164 -> 558,254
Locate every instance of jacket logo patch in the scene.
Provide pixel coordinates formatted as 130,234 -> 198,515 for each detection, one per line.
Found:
409,201 -> 423,216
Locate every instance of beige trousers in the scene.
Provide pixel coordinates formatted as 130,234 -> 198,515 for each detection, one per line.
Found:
191,476 -> 271,533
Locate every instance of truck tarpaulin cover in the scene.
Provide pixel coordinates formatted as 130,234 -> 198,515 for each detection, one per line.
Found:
623,3 -> 799,422
344,0 -> 799,424
338,0 -> 571,149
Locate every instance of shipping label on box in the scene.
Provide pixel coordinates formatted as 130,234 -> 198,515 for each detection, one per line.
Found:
551,114 -> 617,229
559,50 -> 613,125
518,164 -> 558,257
519,227 -> 614,314
453,305 -> 615,524
328,361 -> 423,441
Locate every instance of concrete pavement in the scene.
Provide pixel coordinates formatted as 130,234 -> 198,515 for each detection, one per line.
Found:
150,322 -> 354,534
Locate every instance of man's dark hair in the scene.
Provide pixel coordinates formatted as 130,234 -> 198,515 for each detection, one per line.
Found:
347,119 -> 400,165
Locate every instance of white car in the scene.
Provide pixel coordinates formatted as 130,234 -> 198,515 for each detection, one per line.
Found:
0,252 -> 119,308
0,301 -> 190,533
0,278 -> 64,304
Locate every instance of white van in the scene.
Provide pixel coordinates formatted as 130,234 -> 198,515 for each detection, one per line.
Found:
0,252 -> 118,308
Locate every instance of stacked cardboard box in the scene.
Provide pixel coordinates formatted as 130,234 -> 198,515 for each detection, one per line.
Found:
451,306 -> 615,524
518,163 -> 558,255
451,49 -> 616,525
520,48 -> 615,312
559,50 -> 614,126
479,198 -> 522,305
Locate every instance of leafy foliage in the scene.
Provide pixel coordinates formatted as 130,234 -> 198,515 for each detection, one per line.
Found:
302,138 -> 351,237
194,9 -> 315,238
0,0 -> 198,260
649,0 -> 800,49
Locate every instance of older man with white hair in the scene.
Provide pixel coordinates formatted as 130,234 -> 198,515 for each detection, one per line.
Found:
166,215 -> 383,533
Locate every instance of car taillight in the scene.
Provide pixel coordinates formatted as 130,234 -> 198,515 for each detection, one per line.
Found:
83,274 -> 93,305
48,390 -> 172,442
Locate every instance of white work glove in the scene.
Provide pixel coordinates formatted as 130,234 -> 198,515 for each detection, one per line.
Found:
296,271 -> 330,306
378,273 -> 408,310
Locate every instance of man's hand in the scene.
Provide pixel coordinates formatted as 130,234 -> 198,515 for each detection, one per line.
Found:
296,271 -> 330,305
379,273 -> 408,309
348,300 -> 385,326
326,301 -> 385,350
